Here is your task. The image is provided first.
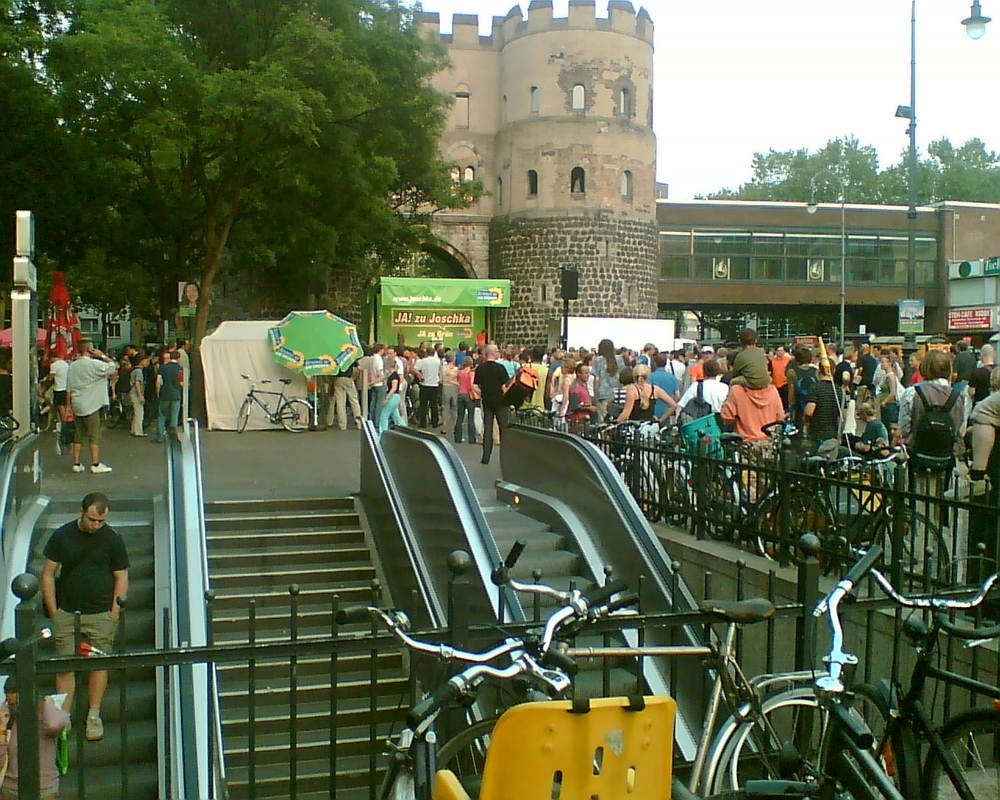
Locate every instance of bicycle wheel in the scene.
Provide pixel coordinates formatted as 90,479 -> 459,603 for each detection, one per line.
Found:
698,463 -> 739,541
435,716 -> 498,796
873,509 -> 952,591
922,707 -> 1000,800
703,687 -> 823,795
278,398 -> 311,432
236,398 -> 252,433
751,489 -> 833,565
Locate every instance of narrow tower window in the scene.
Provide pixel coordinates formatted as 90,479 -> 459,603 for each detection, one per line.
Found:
463,166 -> 475,182
530,85 -> 540,114
619,87 -> 631,117
620,170 -> 633,199
571,167 -> 585,194
497,176 -> 503,206
571,84 -> 585,111
450,167 -> 461,184
527,170 -> 538,196
454,85 -> 470,129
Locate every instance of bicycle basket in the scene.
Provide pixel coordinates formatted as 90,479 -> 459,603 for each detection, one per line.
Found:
680,413 -> 723,458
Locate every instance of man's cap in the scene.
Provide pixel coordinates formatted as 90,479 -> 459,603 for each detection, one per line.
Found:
702,346 -> 715,353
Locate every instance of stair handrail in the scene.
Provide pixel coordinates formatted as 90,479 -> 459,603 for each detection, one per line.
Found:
164,420 -> 227,799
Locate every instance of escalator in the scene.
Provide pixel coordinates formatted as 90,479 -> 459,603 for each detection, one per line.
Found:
359,422 -> 704,758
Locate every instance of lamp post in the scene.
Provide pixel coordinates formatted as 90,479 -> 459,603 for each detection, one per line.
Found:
806,172 -> 847,349
896,1 -> 990,334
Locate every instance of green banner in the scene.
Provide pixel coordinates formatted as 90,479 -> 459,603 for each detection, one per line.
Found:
379,305 -> 482,350
380,277 -> 510,307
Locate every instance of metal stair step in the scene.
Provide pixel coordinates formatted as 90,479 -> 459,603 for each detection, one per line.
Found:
207,511 -> 360,531
217,651 -> 402,682
207,527 -> 364,549
205,497 -> 354,514
221,698 -> 404,737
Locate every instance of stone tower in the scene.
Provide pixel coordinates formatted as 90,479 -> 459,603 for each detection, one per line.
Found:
420,1 -> 658,344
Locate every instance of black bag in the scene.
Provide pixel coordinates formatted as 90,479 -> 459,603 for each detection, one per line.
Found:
680,380 -> 712,423
793,369 -> 818,417
911,385 -> 959,472
503,365 -> 539,409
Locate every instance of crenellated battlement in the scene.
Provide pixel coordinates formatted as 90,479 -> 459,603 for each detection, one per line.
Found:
416,1 -> 654,50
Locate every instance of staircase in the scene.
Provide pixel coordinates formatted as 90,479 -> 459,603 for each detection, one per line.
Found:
31,497 -> 159,800
206,497 -> 405,800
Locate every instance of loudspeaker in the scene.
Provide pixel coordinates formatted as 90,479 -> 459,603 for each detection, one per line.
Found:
560,269 -> 579,300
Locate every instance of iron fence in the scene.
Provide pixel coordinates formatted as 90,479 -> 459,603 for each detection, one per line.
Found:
514,411 -> 1000,594
4,543 -> 1000,799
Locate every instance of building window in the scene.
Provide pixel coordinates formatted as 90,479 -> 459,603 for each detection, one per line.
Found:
80,318 -> 98,334
534,282 -> 549,303
619,87 -> 631,117
570,167 -> 585,194
454,85 -> 470,129
502,94 -> 507,123
497,176 -> 503,206
527,169 -> 538,196
530,85 -> 539,114
105,322 -> 122,339
450,167 -> 461,184
620,170 -> 633,199
463,166 -> 475,182
571,84 -> 585,111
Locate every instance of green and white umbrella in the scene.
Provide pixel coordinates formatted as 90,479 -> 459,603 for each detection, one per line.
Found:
268,310 -> 363,377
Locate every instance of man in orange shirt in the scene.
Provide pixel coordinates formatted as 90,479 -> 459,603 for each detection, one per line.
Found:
769,344 -> 792,409
720,382 -> 785,441
687,347 -> 713,382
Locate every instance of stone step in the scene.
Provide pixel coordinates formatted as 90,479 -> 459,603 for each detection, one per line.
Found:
207,511 -> 359,532
207,527 -> 364,550
205,497 -> 354,515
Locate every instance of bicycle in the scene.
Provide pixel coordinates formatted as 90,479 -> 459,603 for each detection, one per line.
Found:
776,543 -> 999,800
104,394 -> 132,430
410,541 -> 827,799
849,564 -> 1000,800
235,374 -> 312,433
336,558 -> 635,800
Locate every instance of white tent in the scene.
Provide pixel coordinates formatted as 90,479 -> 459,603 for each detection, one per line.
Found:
201,320 -> 308,430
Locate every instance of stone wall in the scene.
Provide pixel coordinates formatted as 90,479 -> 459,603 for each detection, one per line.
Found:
490,211 -> 658,344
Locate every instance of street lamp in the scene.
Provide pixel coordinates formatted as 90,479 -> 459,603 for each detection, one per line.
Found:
898,1 -> 990,335
806,172 -> 847,349
962,0 -> 992,39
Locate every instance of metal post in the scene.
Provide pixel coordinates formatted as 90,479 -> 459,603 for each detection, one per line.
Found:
839,193 -> 847,349
561,296 -> 569,350
906,0 -> 918,305
12,573 -> 41,800
795,537 -> 821,672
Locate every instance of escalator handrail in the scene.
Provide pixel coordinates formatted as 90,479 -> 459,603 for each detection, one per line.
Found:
0,433 -> 38,638
379,426 -> 524,623
165,420 -> 226,799
360,421 -> 445,627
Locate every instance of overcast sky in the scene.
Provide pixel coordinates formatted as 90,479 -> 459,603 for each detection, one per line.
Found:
411,0 -> 1000,200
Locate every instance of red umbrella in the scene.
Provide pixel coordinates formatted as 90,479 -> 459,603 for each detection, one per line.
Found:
44,271 -> 81,359
0,327 -> 47,348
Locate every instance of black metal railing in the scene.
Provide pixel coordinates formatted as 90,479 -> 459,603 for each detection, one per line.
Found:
3,541 -> 999,799
514,411 -> 1000,593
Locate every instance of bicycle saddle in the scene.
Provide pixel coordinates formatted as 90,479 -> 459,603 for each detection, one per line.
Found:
698,598 -> 775,625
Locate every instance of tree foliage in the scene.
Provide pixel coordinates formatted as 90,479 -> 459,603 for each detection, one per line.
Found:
3,0 -> 473,347
707,135 -> 1000,205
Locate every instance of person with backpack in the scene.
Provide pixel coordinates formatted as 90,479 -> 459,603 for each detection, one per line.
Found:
785,345 -> 818,428
898,349 -> 966,475
675,357 -> 729,419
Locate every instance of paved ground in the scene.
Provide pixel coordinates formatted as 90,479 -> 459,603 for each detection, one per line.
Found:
38,422 -> 504,505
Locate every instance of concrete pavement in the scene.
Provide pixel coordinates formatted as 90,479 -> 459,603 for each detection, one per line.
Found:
38,423 -> 504,505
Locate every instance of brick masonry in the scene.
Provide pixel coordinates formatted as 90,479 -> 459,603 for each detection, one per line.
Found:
490,211 -> 658,344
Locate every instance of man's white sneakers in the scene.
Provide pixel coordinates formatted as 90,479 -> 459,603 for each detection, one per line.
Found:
85,714 -> 104,741
71,464 -> 85,473
90,463 -> 112,474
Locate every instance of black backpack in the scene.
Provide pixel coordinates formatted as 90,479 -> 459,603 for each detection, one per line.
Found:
680,380 -> 712,423
793,369 -> 818,416
911,385 -> 959,472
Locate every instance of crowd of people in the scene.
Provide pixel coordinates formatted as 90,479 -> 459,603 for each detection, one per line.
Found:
352,332 -> 999,494
29,338 -> 192,474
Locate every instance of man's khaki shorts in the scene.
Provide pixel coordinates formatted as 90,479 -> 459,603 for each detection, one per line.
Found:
52,609 -> 115,656
73,411 -> 103,446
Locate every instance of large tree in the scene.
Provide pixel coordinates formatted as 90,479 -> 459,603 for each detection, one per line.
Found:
46,0 -> 471,347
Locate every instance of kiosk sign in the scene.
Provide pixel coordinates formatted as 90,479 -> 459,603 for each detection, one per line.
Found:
948,306 -> 995,331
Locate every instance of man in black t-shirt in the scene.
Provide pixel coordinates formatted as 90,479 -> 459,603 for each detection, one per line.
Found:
474,344 -> 511,465
40,492 -> 129,741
